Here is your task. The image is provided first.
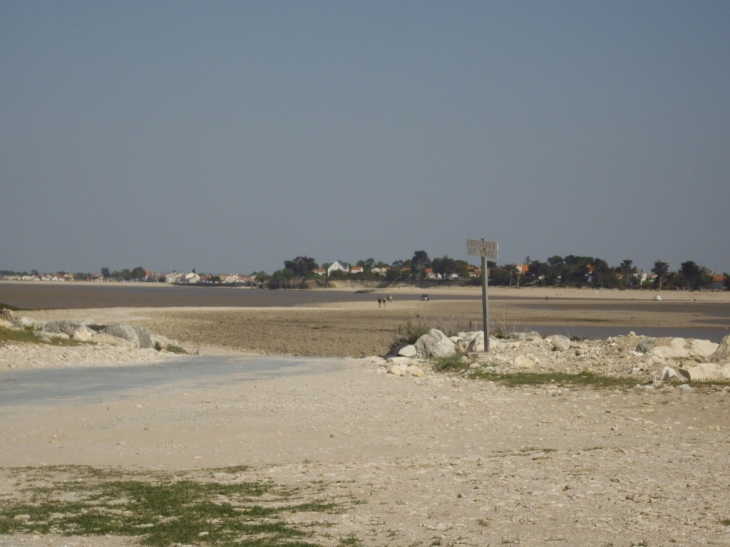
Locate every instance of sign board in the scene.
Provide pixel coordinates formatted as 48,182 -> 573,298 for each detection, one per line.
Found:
466,239 -> 499,259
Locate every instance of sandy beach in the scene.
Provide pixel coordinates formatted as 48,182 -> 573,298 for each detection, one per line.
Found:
2,286 -> 730,546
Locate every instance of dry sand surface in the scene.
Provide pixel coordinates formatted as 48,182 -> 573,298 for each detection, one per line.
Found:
2,291 -> 730,546
17,286 -> 730,357
1,356 -> 730,546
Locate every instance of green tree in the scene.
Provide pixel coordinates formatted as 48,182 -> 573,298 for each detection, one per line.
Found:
618,259 -> 636,288
101,267 -> 110,278
679,261 -> 701,289
283,256 -> 318,278
130,266 -> 146,280
724,273 -> 730,291
411,251 -> 431,280
651,261 -> 669,291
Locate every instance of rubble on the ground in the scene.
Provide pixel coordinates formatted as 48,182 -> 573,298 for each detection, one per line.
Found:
358,329 -> 730,383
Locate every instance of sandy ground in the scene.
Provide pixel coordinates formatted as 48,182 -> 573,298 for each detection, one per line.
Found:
1,356 -> 730,546
3,290 -> 730,546
18,289 -> 730,357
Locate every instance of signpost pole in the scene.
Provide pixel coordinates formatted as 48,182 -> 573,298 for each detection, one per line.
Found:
481,242 -> 489,352
467,238 -> 497,353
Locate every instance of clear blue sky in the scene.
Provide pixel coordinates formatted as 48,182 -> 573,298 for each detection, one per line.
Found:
2,1 -> 729,274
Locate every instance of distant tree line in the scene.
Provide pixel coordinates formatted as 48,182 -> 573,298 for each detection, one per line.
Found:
101,266 -> 149,281
252,253 -> 729,291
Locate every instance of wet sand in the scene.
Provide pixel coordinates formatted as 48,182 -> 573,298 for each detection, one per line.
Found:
18,288 -> 730,357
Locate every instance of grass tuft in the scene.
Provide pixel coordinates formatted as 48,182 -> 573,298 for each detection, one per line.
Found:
468,369 -> 639,389
164,344 -> 187,354
0,466 -> 355,546
432,354 -> 470,372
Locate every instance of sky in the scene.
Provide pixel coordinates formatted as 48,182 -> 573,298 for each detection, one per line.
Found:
1,1 -> 729,275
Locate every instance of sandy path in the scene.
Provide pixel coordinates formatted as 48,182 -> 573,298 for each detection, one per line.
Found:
1,357 -> 729,546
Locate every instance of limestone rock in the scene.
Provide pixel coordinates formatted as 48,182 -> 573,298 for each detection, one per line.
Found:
397,344 -> 417,358
708,334 -> 730,364
72,326 -> 94,341
92,332 -> 136,348
407,365 -> 424,377
679,363 -> 730,382
389,364 -> 407,376
635,338 -> 656,354
454,338 -> 469,354
133,327 -> 154,349
551,335 -> 571,352
660,366 -> 680,381
513,355 -> 535,369
104,322 -> 139,347
45,320 -> 82,336
415,329 -> 456,359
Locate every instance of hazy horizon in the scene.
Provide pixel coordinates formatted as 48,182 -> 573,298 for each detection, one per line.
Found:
2,2 -> 729,275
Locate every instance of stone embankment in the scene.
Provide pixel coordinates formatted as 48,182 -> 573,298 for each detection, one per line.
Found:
373,328 -> 730,382
0,308 -> 179,371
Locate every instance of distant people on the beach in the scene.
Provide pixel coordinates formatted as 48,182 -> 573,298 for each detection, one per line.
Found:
377,297 -> 382,308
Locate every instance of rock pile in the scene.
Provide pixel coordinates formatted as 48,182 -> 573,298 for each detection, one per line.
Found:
1,308 -> 181,371
368,327 -> 730,383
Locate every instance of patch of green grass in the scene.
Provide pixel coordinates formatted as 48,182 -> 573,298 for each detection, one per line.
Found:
432,354 -> 469,372
164,344 -> 187,354
721,518 -> 730,526
0,466 -> 355,547
468,369 -> 639,389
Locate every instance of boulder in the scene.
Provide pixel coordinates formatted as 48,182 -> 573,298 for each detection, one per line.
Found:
72,326 -> 94,341
387,356 -> 412,366
45,320 -> 82,336
660,366 -> 681,381
407,365 -> 424,377
91,333 -> 136,348
460,331 -> 481,343
133,327 -> 154,349
397,344 -> 417,358
415,329 -> 456,359
33,330 -> 69,340
690,339 -> 719,358
104,322 -> 139,347
650,338 -> 691,359
454,338 -> 469,354
679,363 -> 730,382
389,364 -> 407,377
465,332 -> 500,353
513,355 -> 535,369
708,334 -> 730,364
0,308 -> 17,322
635,338 -> 656,354
551,335 -> 571,352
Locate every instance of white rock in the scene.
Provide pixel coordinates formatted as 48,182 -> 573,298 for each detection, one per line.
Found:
653,295 -> 663,301
389,364 -> 407,377
651,338 -> 690,359
415,329 -> 456,359
397,344 -> 417,357
679,363 -> 730,382
104,322 -> 140,347
551,335 -> 571,352
513,355 -> 535,369
91,333 -> 136,348
689,339 -> 719,358
708,334 -> 730,363
660,366 -> 680,381
407,365 -> 424,377
387,356 -> 412,365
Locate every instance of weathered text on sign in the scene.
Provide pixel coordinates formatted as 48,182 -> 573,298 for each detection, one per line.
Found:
466,239 -> 499,259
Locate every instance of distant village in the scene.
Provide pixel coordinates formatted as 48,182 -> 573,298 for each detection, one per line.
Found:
1,252 -> 728,291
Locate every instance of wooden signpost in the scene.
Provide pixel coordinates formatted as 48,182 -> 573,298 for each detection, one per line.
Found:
466,239 -> 499,352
